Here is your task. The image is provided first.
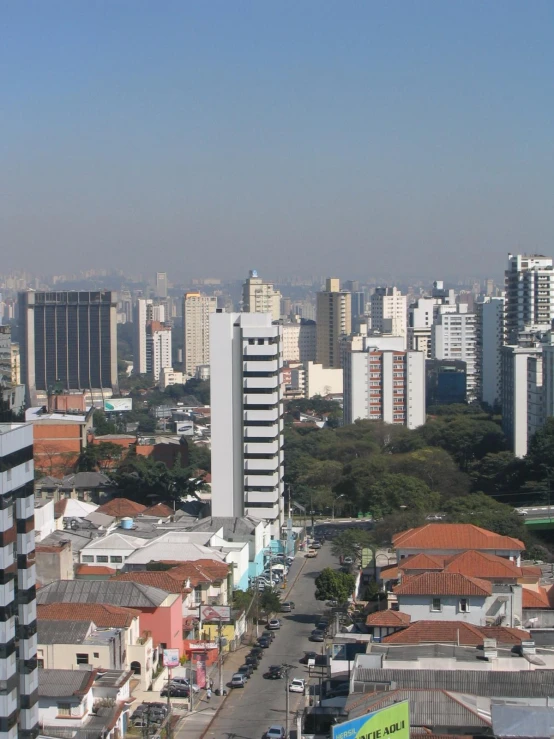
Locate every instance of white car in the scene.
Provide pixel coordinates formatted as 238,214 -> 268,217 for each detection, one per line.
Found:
266,726 -> 286,739
289,678 -> 306,693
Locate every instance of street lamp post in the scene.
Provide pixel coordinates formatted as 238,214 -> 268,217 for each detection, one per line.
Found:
332,494 -> 345,521
281,664 -> 295,738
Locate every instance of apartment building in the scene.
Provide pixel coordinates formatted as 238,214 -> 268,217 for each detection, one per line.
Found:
210,311 -> 284,534
145,321 -> 172,382
370,287 -> 407,345
476,296 -> 505,408
242,270 -> 281,321
0,423 -> 39,739
342,336 -> 426,429
505,253 -> 554,343
133,298 -> 166,374
281,317 -> 316,363
431,307 -> 478,402
316,278 -> 352,369
182,292 -> 217,377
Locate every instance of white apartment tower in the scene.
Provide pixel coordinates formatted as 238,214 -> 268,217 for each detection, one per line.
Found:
281,318 -> 316,363
210,311 -> 284,534
431,306 -> 478,402
370,287 -> 407,345
316,278 -> 352,369
501,343 -> 543,457
133,299 -> 166,374
146,321 -> 172,382
505,253 -> 554,343
182,292 -> 217,377
476,296 -> 505,408
343,337 -> 426,429
408,297 -> 434,357
242,270 -> 282,322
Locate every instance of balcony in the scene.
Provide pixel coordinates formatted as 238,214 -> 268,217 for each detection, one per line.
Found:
244,426 -> 278,438
245,458 -> 279,472
244,409 -> 279,423
243,344 -> 279,357
244,440 -> 279,455
244,392 -> 279,406
244,376 -> 279,390
244,360 -> 279,374
244,472 -> 279,487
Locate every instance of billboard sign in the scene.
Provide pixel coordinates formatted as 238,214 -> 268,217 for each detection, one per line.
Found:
195,653 -> 207,688
200,605 -> 231,622
162,648 -> 180,668
332,700 -> 409,739
104,398 -> 133,412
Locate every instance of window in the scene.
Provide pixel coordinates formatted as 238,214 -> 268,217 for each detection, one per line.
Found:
96,556 -> 109,563
76,653 -> 89,665
431,598 -> 441,612
82,555 -> 94,563
110,556 -> 123,564
57,703 -> 71,716
194,586 -> 202,605
93,652 -> 99,658
459,598 -> 469,613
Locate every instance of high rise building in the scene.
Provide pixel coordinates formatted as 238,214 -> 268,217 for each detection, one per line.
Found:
242,270 -> 281,321
210,311 -> 284,533
342,336 -> 425,429
501,343 -> 543,458
408,297 -> 434,357
182,292 -> 217,378
476,296 -> 505,408
281,317 -> 316,363
155,272 -> 168,299
146,321 -> 172,382
370,287 -> 407,345
19,291 -> 118,406
316,278 -> 352,369
0,423 -> 38,739
133,299 -> 166,374
505,253 -> 554,344
431,307 -> 478,402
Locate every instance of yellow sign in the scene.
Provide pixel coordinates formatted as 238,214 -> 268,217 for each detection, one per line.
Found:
332,700 -> 410,739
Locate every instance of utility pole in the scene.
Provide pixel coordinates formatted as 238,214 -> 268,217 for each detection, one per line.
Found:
281,663 -> 295,738
218,619 -> 224,697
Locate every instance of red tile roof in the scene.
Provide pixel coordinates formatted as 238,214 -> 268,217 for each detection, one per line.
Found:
76,565 -> 117,575
393,572 -> 492,597
142,503 -> 174,518
382,620 -> 530,646
392,523 -> 524,552
111,571 -> 188,594
366,610 -> 411,627
112,559 -> 229,591
521,564 -> 542,579
399,553 -> 446,571
522,586 -> 550,609
37,603 -> 140,628
443,550 -> 522,579
96,498 -> 147,517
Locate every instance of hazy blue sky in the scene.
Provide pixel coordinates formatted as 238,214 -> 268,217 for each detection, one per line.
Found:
3,1 -> 553,281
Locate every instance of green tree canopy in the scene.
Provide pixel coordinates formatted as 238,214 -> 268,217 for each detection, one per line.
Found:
315,568 -> 356,603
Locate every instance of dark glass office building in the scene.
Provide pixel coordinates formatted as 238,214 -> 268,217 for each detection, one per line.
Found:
19,291 -> 118,405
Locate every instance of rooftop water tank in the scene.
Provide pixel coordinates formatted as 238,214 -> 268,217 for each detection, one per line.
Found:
120,517 -> 133,530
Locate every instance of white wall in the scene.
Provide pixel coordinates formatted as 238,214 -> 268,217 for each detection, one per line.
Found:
305,362 -> 343,398
397,594 -> 488,625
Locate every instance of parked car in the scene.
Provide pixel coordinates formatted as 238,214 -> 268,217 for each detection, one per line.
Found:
230,673 -> 247,688
306,549 -> 318,558
250,646 -> 264,657
262,630 -> 276,642
311,541 -> 322,549
343,556 -> 353,565
257,637 -> 271,648
316,620 -> 329,632
289,678 -> 306,693
266,726 -> 286,739
299,651 -> 318,664
267,619 -> 281,629
280,602 -> 292,612
238,664 -> 253,679
245,655 -> 260,669
310,630 -> 325,642
170,677 -> 199,692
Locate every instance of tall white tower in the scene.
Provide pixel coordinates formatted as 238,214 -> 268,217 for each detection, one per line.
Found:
210,311 -> 284,534
182,292 -> 217,377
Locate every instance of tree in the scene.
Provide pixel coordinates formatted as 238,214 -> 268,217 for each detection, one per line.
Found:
470,452 -> 521,496
92,410 -> 118,436
443,493 -> 527,540
388,447 -> 469,498
78,442 -> 125,472
315,568 -> 355,603
330,530 -> 373,561
258,589 -> 282,617
372,510 -> 427,546
363,474 -> 440,518
231,589 -> 252,611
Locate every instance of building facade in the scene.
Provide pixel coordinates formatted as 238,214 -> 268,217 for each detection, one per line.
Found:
19,291 -> 118,405
370,287 -> 407,344
408,297 -> 434,358
241,270 -> 281,322
0,423 -> 39,739
182,292 -> 217,377
342,338 -> 426,429
501,344 -> 543,458
210,312 -> 284,534
431,308 -> 478,402
133,299 -> 166,375
505,253 -> 554,344
145,321 -> 172,382
316,278 -> 352,369
476,296 -> 505,409
281,318 -> 316,363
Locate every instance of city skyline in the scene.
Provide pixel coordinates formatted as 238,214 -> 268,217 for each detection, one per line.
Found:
4,2 -> 554,279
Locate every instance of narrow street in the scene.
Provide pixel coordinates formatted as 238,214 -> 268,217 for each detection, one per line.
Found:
199,542 -> 336,739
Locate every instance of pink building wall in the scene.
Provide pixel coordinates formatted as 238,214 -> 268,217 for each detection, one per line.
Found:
137,596 -> 183,651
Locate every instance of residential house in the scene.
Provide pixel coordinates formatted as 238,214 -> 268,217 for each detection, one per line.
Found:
36,540 -> 73,585
393,523 -> 525,564
96,497 -> 147,518
38,668 -> 131,739
392,572 -> 523,627
37,602 -> 153,690
36,580 -> 183,653
35,471 -> 116,504
79,532 -> 147,569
